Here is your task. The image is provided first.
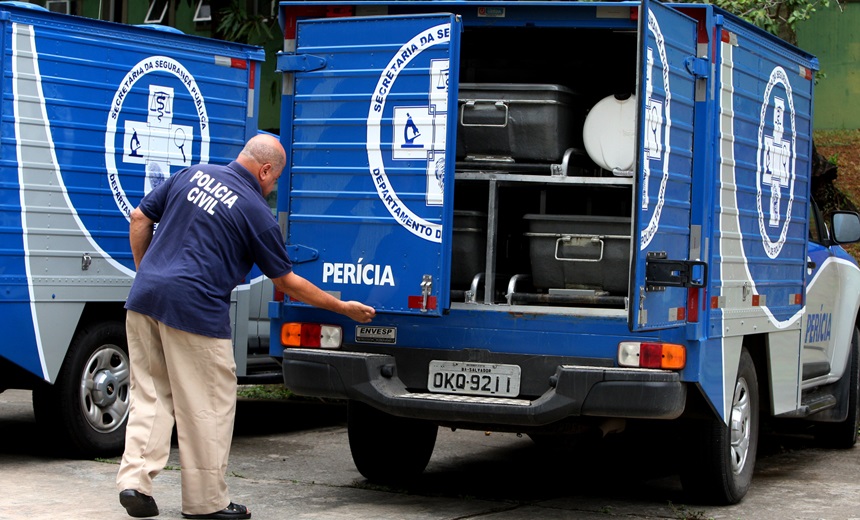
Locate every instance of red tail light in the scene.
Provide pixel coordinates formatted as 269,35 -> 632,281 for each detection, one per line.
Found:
280,322 -> 342,349
618,342 -> 686,370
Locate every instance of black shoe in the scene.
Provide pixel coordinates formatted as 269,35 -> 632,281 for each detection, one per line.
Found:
181,502 -> 251,520
119,489 -> 159,518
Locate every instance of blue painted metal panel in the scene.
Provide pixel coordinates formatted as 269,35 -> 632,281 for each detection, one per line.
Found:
274,302 -> 640,359
0,2 -> 264,380
721,14 -> 813,324
630,0 -> 697,331
287,14 -> 461,316
684,6 -> 818,420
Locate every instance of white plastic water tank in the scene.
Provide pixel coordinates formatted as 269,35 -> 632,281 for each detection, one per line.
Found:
582,94 -> 636,173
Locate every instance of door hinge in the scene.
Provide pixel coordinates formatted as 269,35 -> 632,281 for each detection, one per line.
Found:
645,251 -> 707,291
285,244 -> 319,264
684,56 -> 709,79
276,53 -> 326,73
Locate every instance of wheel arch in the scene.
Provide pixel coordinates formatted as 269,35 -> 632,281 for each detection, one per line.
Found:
743,334 -> 770,418
31,302 -> 130,458
42,302 -> 127,385
74,302 -> 127,333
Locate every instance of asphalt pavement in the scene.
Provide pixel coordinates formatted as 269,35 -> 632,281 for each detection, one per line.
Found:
2,388 -> 860,520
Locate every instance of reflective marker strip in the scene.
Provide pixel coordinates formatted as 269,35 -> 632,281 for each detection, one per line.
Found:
408,295 -> 437,310
215,56 -> 255,118
247,63 -> 255,118
721,30 -> 738,46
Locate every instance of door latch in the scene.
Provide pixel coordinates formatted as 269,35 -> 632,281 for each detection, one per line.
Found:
420,275 -> 433,313
645,251 -> 707,291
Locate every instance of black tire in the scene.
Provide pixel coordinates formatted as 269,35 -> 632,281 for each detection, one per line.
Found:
815,326 -> 860,449
347,400 -> 437,483
32,321 -> 130,458
680,348 -> 759,505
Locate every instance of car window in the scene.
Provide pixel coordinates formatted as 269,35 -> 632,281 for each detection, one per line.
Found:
809,203 -> 821,244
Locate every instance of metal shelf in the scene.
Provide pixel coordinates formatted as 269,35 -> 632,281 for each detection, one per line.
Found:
455,170 -> 634,186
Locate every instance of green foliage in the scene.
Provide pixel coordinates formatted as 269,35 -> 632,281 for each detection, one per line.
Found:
237,384 -> 294,400
681,0 -> 843,43
216,0 -> 277,45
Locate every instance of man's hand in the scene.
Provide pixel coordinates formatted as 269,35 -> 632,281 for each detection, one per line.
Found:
273,272 -> 376,323
342,301 -> 376,324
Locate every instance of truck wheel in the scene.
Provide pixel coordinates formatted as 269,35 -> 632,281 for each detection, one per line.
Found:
32,321 -> 130,458
814,326 -> 860,449
347,400 -> 437,483
680,348 -> 759,505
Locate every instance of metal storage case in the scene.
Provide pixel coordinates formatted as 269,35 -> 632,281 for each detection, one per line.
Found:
456,83 -> 579,162
451,210 -> 487,288
524,214 -> 631,293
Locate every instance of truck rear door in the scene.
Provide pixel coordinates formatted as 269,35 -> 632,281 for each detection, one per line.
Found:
282,14 -> 461,316
630,0 -> 699,331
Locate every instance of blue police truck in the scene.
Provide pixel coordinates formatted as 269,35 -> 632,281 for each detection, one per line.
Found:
269,0 -> 860,504
0,2 -> 273,457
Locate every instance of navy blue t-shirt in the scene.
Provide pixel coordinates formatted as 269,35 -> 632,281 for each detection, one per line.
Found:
125,161 -> 292,339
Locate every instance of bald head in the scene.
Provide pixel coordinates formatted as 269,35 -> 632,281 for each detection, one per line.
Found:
238,134 -> 286,172
237,134 -> 286,197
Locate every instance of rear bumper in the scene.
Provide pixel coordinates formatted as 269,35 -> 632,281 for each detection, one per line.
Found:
282,349 -> 686,427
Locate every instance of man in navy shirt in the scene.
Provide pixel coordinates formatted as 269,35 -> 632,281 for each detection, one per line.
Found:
116,134 -> 375,520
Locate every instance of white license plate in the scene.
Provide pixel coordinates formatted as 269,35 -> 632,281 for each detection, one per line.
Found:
427,360 -> 521,397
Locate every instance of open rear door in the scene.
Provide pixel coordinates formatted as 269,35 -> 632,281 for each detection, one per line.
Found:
284,14 -> 461,316
629,0 -> 700,331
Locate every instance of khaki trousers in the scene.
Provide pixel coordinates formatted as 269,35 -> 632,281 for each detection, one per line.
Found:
117,310 -> 237,515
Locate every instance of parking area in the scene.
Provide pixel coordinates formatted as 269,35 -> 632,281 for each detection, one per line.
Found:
2,389 -> 860,520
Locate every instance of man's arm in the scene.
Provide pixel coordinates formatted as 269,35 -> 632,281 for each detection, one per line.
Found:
271,271 -> 375,324
129,207 -> 155,270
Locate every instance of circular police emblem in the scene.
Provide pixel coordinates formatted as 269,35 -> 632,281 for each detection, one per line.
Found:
104,56 -> 211,224
756,66 -> 796,259
640,9 -> 673,250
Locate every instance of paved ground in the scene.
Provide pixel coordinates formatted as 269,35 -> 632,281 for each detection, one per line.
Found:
2,388 -> 860,520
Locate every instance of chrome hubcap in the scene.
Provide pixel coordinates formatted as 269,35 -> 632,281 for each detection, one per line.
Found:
79,344 -> 130,434
729,376 -> 751,475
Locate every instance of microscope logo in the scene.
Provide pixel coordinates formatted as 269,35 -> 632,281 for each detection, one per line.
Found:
105,56 -> 211,220
756,66 -> 796,259
391,59 -> 449,207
